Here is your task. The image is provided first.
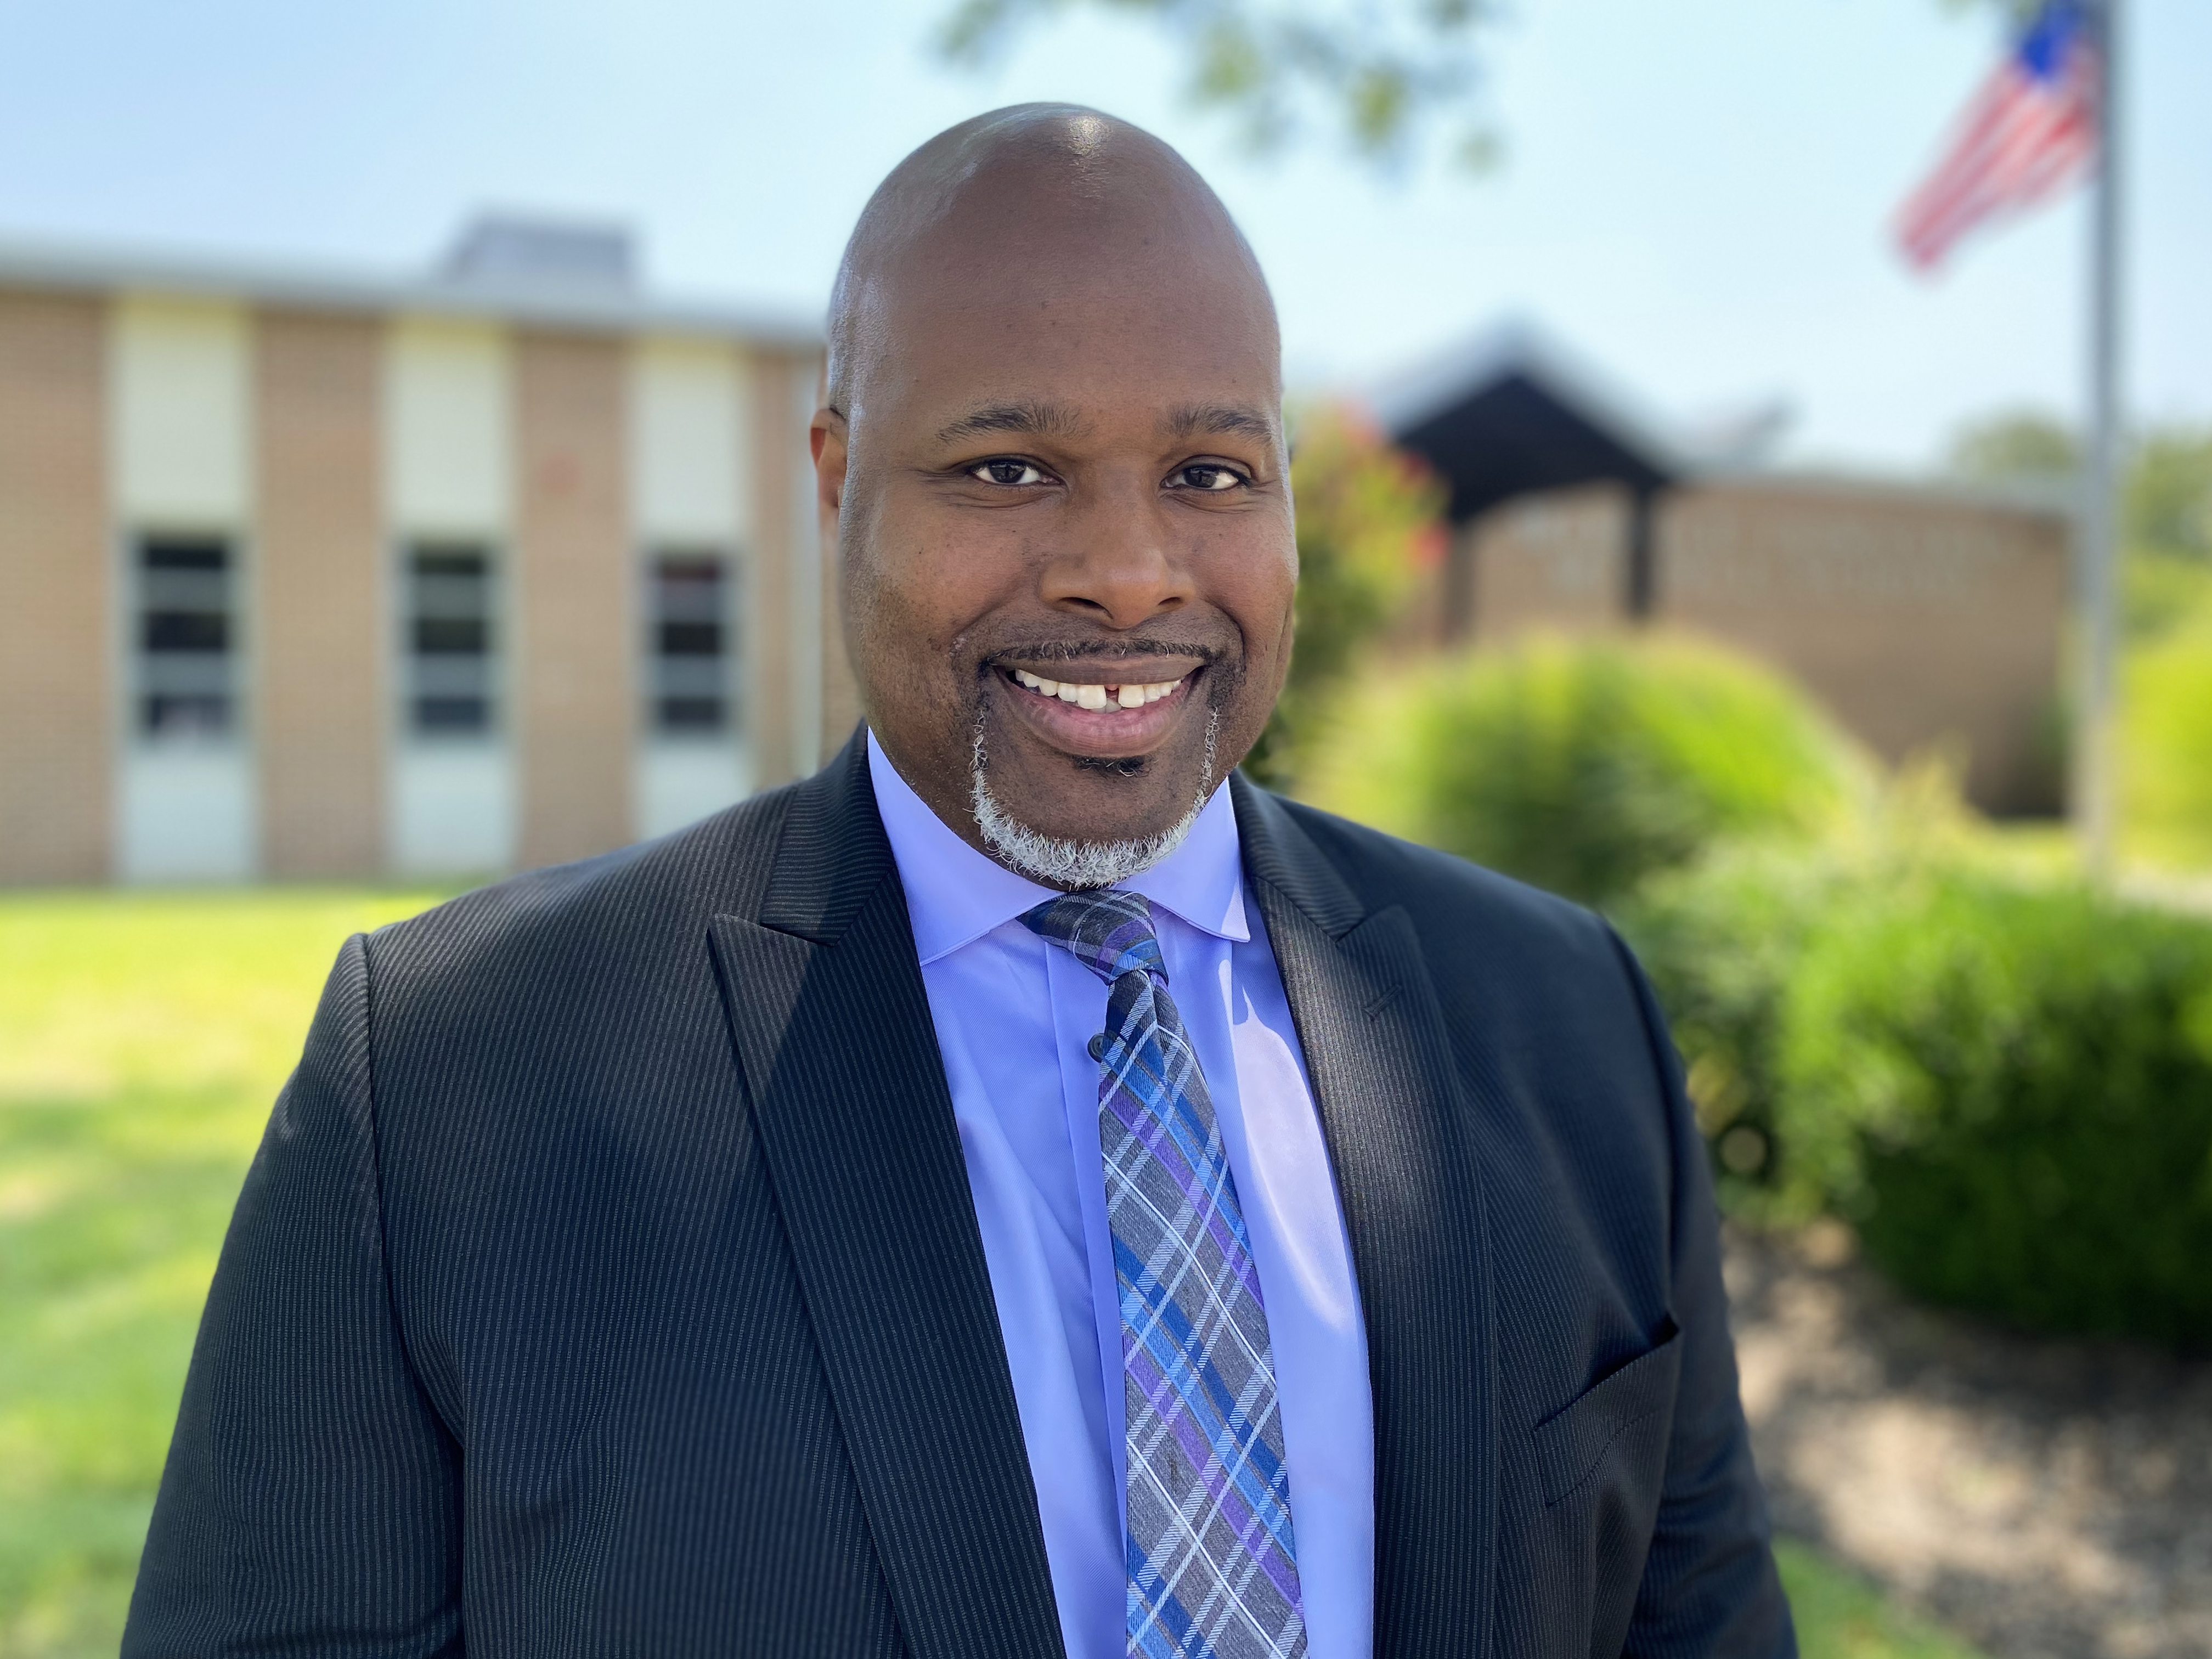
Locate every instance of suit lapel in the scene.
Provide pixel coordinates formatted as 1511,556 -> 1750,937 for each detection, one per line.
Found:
1234,777 -> 1499,1659
707,738 -> 1065,1659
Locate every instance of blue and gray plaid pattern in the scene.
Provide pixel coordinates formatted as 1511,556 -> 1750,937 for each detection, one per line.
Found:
1023,890 -> 1307,1659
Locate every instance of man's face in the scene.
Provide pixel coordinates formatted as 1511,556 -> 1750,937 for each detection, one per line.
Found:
814,190 -> 1295,876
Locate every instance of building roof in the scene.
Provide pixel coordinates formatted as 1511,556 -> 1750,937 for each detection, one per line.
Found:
0,214 -> 822,350
1369,318 -> 2073,526
1370,319 -> 1693,523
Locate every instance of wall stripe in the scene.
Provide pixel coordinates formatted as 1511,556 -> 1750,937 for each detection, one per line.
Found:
631,336 -> 749,545
0,291 -> 112,883
385,318 -> 509,536
747,351 -> 799,789
514,329 -> 633,867
256,310 -> 387,877
112,294 -> 257,883
114,296 -> 251,524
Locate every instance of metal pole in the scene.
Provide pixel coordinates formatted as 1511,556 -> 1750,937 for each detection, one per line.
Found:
2078,0 -> 2123,877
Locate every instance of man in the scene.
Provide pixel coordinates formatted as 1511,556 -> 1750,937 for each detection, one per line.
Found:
127,106 -> 1792,1659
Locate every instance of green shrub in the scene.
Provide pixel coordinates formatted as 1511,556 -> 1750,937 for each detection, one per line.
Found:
1775,874 -> 2212,1348
1304,633 -> 1865,906
1243,403 -> 1443,789
1620,843 -> 1847,1217
2124,599 -> 2212,870
1621,763 -> 1995,1216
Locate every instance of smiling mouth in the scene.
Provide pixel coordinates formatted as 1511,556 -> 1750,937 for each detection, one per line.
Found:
1002,666 -> 1193,712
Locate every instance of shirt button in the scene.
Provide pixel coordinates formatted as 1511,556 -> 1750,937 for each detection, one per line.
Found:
1087,1032 -> 1108,1062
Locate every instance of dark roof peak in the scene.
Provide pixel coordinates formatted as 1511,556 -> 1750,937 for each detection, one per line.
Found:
1372,318 -> 1690,523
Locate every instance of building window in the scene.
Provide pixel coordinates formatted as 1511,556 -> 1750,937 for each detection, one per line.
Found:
136,535 -> 237,740
405,544 -> 498,736
648,553 -> 738,736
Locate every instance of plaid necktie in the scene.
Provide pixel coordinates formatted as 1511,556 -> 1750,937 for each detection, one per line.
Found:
1023,890 -> 1308,1659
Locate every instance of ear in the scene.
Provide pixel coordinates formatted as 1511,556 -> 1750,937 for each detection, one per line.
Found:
810,407 -> 849,540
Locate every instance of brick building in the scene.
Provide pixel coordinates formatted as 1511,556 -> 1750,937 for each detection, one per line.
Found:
0,217 -> 847,884
1383,324 -> 2073,814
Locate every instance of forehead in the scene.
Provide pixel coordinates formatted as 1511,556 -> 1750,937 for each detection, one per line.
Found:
852,158 -> 1280,433
872,256 -> 1279,437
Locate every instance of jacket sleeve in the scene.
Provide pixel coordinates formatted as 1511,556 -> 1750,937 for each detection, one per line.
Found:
124,934 -> 464,1658
1609,927 -> 1798,1659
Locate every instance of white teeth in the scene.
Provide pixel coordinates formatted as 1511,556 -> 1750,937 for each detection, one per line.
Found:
1009,669 -> 1188,708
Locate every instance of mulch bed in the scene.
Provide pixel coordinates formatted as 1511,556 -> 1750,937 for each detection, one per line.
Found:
1726,1222 -> 2212,1659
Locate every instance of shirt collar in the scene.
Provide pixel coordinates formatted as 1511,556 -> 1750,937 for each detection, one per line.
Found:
866,729 -> 1250,967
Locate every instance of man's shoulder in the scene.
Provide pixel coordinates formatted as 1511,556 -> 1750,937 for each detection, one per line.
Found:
1241,786 -> 1624,981
1240,786 -> 1658,1093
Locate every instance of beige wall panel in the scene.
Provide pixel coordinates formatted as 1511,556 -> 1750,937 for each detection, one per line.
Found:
631,336 -> 750,543
1659,483 -> 2068,811
114,296 -> 250,523
255,310 -> 386,877
0,292 -> 111,882
514,330 -> 632,866
386,317 -> 508,534
1466,484 -> 1630,644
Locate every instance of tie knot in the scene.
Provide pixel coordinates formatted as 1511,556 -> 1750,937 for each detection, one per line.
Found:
1020,889 -> 1165,986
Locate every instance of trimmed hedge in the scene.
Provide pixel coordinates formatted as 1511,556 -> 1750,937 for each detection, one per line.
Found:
1303,634 -> 1863,905
1628,856 -> 2212,1349
1618,845 -> 1838,1214
1785,876 -> 2212,1347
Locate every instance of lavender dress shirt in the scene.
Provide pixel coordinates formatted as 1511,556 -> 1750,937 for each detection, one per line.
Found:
866,733 -> 1375,1659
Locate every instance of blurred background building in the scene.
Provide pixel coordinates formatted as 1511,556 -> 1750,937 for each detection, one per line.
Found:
0,234 -> 2079,889
1382,325 -> 2071,815
0,214 -> 840,885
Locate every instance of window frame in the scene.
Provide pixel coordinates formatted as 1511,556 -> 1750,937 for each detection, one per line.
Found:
641,544 -> 744,744
125,527 -> 247,749
396,537 -> 505,744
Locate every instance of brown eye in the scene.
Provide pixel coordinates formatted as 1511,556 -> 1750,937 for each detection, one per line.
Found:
969,459 -> 1050,487
1174,464 -> 1245,493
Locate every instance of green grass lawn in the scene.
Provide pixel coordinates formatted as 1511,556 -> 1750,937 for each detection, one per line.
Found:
0,888 -> 448,1656
0,887 -> 1990,1657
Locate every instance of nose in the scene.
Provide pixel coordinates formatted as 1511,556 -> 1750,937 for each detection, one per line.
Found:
1037,470 -> 1191,630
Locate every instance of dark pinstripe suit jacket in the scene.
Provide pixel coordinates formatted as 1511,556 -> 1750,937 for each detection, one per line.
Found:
126,733 -> 1793,1659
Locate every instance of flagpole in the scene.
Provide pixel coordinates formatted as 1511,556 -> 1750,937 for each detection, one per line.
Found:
2079,0 -> 2124,877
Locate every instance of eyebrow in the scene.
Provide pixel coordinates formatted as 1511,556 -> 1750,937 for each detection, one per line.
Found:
932,399 -> 1280,449
1164,403 -> 1278,445
933,401 -> 1091,447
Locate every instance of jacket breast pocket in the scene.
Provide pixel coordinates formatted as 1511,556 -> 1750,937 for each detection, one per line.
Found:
1531,1316 -> 1682,1511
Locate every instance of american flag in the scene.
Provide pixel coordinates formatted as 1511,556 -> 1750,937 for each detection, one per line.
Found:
1894,0 -> 2101,271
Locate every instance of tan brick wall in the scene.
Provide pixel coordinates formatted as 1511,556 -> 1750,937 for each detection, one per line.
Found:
253,309 -> 386,877
0,291 -> 111,883
747,350 -> 799,788
514,330 -> 633,867
1465,484 -> 1631,645
1658,482 -> 2068,812
1425,477 -> 2068,813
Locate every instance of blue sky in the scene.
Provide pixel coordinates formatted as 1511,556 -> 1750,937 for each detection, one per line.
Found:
0,0 -> 2203,466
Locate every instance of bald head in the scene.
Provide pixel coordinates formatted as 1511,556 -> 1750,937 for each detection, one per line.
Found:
825,104 -> 1276,418
811,105 -> 1296,888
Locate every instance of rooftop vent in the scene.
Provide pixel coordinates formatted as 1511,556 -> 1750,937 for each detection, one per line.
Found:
438,213 -> 636,296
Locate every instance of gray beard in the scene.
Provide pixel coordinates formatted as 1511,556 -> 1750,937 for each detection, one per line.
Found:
969,710 -> 1220,891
